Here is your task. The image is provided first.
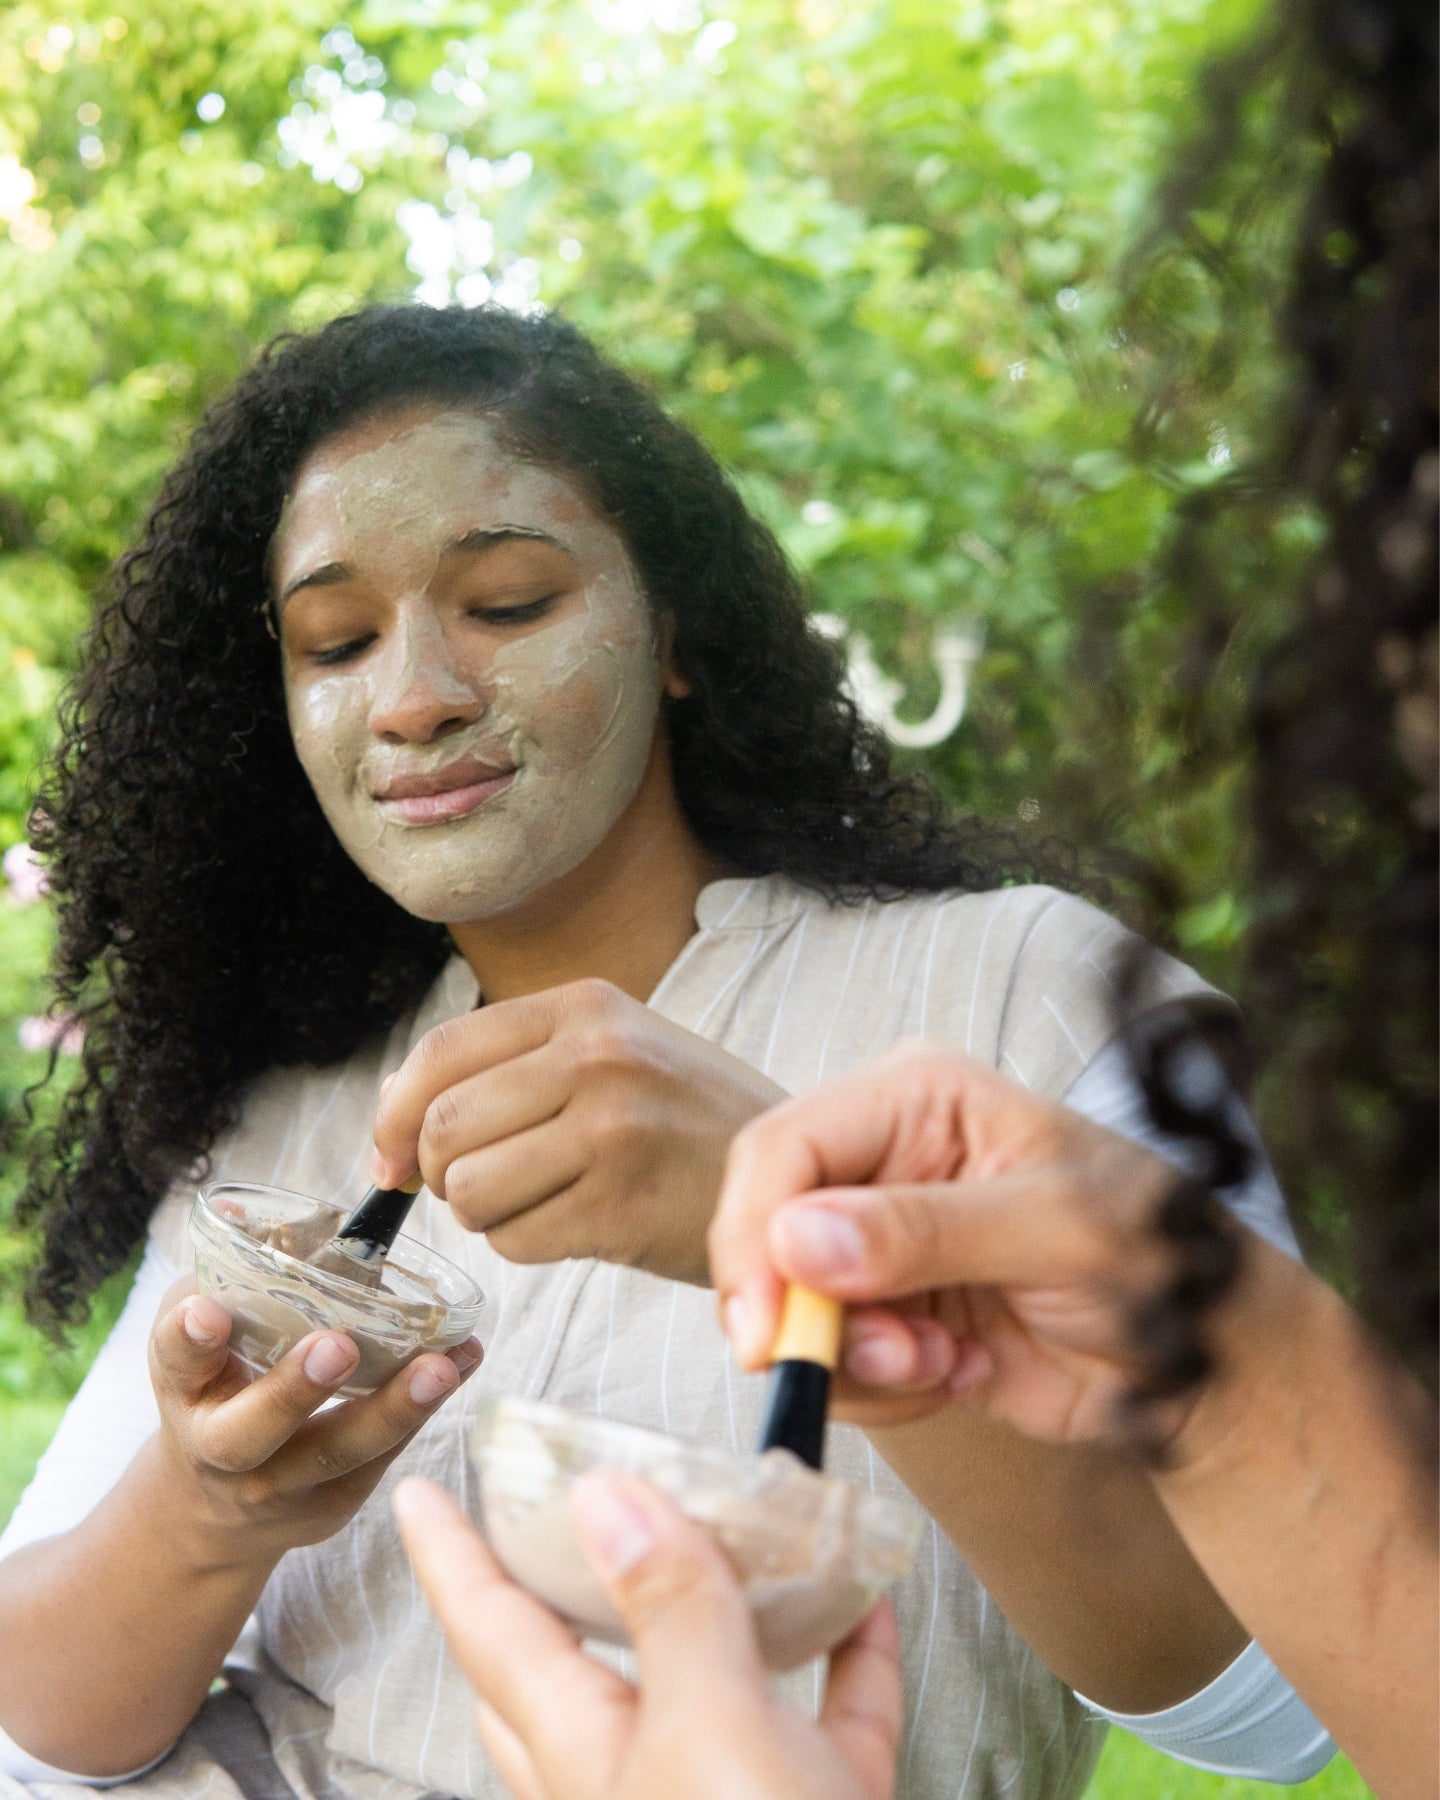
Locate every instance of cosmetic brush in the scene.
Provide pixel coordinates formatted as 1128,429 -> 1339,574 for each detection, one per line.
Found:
305,1170 -> 424,1286
755,1284 -> 843,1471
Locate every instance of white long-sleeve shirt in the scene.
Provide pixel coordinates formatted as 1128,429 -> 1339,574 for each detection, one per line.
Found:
0,1037 -> 1332,1787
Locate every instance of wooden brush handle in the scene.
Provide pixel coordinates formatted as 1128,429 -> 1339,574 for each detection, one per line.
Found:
770,1285 -> 843,1371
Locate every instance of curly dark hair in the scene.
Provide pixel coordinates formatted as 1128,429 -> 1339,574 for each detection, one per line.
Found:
19,302 -> 1054,1331
1122,0 -> 1437,1398
1244,0 -> 1437,1385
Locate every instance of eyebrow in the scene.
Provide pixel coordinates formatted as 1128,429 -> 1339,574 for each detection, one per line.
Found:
448,525 -> 567,557
277,525 -> 570,608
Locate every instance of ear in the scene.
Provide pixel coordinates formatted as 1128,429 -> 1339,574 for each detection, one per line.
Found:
656,614 -> 693,700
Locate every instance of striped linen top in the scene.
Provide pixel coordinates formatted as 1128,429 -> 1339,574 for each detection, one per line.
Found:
0,879 -> 1294,1800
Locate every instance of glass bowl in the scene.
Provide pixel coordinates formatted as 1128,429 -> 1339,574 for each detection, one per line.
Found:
191,1181 -> 484,1398
472,1397 -> 921,1670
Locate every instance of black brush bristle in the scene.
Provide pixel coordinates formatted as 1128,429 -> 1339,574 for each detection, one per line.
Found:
757,1360 -> 830,1470
333,1183 -> 418,1258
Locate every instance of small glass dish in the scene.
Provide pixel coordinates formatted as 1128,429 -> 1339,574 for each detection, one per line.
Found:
472,1397 -> 921,1670
191,1181 -> 484,1398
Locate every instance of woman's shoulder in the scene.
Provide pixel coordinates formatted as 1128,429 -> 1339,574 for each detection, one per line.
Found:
713,873 -> 1095,935
764,877 -> 1229,1097
768,875 -> 1120,958
780,878 -> 1219,988
917,882 -> 1231,1094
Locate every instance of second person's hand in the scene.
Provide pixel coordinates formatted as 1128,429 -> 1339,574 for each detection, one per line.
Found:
709,1041 -> 1218,1446
395,1469 -> 901,1800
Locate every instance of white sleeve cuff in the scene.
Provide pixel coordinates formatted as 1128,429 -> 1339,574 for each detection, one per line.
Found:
0,1721 -> 173,1787
1077,1638 -> 1335,1782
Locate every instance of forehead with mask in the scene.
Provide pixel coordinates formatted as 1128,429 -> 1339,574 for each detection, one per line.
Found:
271,408 -> 664,923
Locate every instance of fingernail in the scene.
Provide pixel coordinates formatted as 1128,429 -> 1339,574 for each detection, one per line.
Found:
379,1072 -> 397,1101
304,1336 -> 358,1386
780,1205 -> 864,1276
947,1342 -> 994,1397
369,1148 -> 388,1186
571,1474 -> 655,1578
182,1304 -> 219,1347
846,1332 -> 911,1385
447,1339 -> 483,1376
408,1360 -> 456,1405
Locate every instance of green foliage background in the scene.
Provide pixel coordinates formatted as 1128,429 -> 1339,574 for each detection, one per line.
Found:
0,4 -> 1370,1792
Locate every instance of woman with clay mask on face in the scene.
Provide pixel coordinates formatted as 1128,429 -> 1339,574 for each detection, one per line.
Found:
0,306 -> 1325,1799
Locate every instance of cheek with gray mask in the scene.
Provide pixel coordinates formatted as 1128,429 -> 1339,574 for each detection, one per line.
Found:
279,412 -> 665,924
286,571 -> 663,926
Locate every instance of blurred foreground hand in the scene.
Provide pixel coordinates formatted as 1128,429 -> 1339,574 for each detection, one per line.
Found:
394,1471 -> 900,1800
711,1039 -> 1194,1445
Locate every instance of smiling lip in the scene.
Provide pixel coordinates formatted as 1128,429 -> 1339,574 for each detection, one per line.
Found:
373,758 -> 517,825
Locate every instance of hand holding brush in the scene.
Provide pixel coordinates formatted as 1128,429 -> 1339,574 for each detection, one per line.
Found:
305,1170 -> 425,1285
756,1285 -> 843,1470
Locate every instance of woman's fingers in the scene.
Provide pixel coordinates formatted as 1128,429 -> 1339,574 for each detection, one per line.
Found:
186,1329 -> 363,1471
412,1044 -> 572,1204
372,996 -> 558,1187
842,1309 -> 961,1390
282,1341 -> 483,1482
149,1287 -> 238,1406
394,1475 -> 628,1795
569,1471 -> 765,1710
472,1698 -> 550,1800
819,1601 -> 904,1800
441,1125 -> 587,1242
396,1475 -> 576,1689
185,1332 -> 478,1479
711,1065 -> 921,1364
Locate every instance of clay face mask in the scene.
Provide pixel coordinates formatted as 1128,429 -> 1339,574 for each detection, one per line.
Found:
273,410 -> 663,923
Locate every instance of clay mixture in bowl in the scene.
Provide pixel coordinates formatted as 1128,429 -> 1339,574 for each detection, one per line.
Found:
472,1397 -> 921,1670
191,1181 -> 484,1397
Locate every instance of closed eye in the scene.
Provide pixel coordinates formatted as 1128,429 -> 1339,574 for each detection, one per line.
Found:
468,593 -> 561,626
309,634 -> 377,667
302,592 -> 558,665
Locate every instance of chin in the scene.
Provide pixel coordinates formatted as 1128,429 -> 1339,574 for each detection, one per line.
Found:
347,806 -> 622,929
362,864 -> 549,927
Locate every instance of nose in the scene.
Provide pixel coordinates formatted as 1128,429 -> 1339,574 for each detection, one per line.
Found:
369,609 -> 483,745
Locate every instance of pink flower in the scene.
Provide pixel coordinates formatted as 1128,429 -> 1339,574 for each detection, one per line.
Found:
17,1014 -> 84,1056
3,843 -> 48,905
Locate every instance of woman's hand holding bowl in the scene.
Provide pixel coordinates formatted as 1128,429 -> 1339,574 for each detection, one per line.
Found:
145,1281 -> 482,1568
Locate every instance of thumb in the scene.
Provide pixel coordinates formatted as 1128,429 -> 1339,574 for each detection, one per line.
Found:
769,1173 -> 1108,1301
569,1471 -> 767,1707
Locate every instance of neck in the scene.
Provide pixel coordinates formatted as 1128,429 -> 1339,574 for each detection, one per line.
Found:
447,739 -> 729,1004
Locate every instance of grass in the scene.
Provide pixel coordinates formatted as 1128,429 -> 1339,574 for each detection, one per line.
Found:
0,1397 -> 66,1528
1087,1727 -> 1370,1799
0,1399 -> 1373,1800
